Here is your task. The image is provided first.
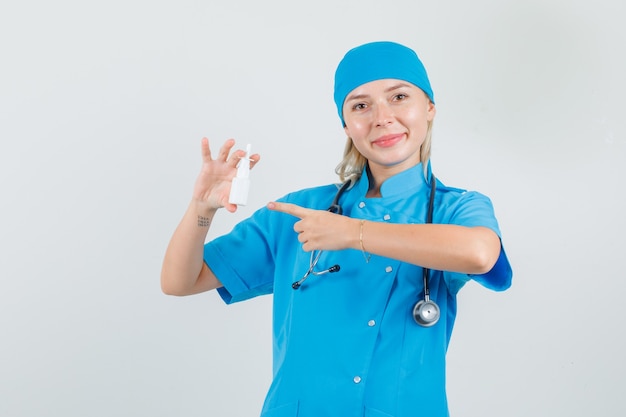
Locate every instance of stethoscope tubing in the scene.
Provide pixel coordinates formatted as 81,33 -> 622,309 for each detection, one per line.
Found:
291,173 -> 440,326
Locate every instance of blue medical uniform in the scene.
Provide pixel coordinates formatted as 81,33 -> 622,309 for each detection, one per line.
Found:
204,163 -> 512,417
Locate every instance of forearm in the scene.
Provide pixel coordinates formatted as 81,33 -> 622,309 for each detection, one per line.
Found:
268,201 -> 501,275
358,221 -> 501,275
161,201 -> 221,296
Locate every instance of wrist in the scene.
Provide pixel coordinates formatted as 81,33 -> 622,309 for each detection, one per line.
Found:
191,200 -> 217,225
358,219 -> 372,263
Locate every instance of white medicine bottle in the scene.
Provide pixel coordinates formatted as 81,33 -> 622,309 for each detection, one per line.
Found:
228,144 -> 252,206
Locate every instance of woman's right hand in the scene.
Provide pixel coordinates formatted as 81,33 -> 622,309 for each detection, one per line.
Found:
192,137 -> 260,213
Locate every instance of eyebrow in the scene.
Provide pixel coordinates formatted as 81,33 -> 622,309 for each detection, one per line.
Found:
345,82 -> 413,102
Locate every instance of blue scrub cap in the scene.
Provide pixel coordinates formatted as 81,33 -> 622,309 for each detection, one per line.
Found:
333,41 -> 435,126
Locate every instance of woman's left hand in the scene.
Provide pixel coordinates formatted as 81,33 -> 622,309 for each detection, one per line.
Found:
267,202 -> 358,252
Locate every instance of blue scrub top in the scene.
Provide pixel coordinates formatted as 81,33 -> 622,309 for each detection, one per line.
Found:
204,163 -> 512,417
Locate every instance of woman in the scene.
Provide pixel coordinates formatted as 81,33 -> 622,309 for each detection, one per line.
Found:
161,41 -> 512,417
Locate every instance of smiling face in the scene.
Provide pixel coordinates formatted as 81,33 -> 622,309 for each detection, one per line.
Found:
342,78 -> 436,185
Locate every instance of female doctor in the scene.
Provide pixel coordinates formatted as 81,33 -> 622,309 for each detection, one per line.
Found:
161,41 -> 512,417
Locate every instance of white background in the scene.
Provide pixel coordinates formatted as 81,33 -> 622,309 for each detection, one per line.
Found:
1,0 -> 624,416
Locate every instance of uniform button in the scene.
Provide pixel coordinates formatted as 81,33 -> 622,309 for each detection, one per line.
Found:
368,320 -> 376,327
358,202 -> 366,208
385,266 -> 393,273
383,214 -> 391,221
353,376 -> 362,384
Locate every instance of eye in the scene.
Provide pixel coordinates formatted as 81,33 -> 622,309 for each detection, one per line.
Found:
393,93 -> 408,101
351,102 -> 368,111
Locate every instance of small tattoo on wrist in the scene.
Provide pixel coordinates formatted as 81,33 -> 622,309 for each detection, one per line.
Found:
198,216 -> 211,227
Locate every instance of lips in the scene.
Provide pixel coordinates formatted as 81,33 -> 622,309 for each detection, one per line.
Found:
372,133 -> 404,148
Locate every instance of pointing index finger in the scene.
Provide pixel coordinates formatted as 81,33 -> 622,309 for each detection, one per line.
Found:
267,202 -> 311,219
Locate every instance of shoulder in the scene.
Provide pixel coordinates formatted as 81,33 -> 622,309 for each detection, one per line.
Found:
436,177 -> 494,206
434,177 -> 499,228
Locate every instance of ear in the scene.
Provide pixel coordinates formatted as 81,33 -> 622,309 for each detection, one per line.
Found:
426,101 -> 436,122
344,124 -> 351,138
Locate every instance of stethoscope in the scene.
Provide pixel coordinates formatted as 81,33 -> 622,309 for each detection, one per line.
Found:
291,175 -> 440,327
290,181 -> 350,290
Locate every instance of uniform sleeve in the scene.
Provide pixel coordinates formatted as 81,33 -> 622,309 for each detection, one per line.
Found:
203,207 -> 277,304
443,190 -> 513,293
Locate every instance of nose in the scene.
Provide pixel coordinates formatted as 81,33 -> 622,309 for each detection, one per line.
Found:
375,102 -> 394,127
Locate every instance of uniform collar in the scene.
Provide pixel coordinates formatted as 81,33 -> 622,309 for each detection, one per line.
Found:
356,161 -> 433,199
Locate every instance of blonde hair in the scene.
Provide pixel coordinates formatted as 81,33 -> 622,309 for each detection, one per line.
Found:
335,119 -> 434,183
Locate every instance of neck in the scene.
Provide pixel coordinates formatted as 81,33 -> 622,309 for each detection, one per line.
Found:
366,185 -> 381,198
364,165 -> 386,198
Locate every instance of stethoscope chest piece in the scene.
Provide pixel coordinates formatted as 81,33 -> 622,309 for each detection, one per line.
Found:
411,173 -> 440,327
412,299 -> 440,327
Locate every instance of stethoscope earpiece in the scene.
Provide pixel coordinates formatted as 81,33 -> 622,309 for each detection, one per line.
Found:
412,299 -> 440,327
